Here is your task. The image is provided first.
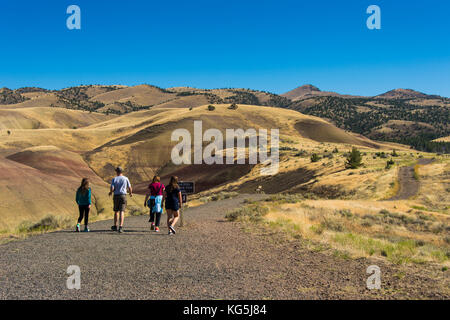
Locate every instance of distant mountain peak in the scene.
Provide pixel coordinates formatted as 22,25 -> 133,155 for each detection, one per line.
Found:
298,84 -> 321,91
376,88 -> 439,99
281,84 -> 343,100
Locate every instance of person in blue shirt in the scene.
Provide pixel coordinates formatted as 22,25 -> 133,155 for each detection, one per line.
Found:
75,178 -> 92,232
109,166 -> 133,233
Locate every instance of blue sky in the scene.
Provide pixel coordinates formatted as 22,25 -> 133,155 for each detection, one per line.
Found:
0,0 -> 449,96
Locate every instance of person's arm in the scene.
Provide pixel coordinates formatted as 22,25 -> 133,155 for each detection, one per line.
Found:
128,178 -> 133,197
163,190 -> 167,210
144,189 -> 150,207
76,189 -> 80,205
109,180 -> 114,196
178,191 -> 183,208
88,188 -> 92,208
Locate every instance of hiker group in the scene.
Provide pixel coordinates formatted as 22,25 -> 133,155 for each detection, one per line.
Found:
75,167 -> 182,235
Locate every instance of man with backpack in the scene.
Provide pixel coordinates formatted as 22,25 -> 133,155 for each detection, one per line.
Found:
144,176 -> 165,232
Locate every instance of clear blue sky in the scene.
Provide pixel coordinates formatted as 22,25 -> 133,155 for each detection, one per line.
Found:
0,0 -> 449,96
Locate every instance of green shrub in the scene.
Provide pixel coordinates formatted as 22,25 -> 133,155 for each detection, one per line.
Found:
321,219 -> 345,232
129,206 -> 146,216
265,194 -> 304,204
211,191 -> 238,201
310,153 -> 321,162
338,209 -> 353,218
310,224 -> 325,235
207,105 -> 216,111
386,159 -> 395,169
18,215 -> 71,233
225,204 -> 269,222
294,150 -> 308,157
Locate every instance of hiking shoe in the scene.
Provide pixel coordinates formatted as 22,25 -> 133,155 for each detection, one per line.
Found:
111,225 -> 117,231
169,225 -> 176,234
118,226 -> 124,233
83,226 -> 90,232
150,223 -> 155,231
155,227 -> 160,232
76,224 -> 81,232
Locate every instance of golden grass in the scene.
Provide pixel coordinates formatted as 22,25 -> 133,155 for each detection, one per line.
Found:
414,164 -> 421,180
434,136 -> 450,142
416,160 -> 450,212
0,107 -> 113,130
256,198 -> 450,266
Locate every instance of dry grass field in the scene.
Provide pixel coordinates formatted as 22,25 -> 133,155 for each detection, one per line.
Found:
220,151 -> 449,267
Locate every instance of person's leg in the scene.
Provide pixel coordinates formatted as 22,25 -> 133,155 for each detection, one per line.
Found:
119,195 -> 126,228
84,206 -> 90,226
113,195 -> 119,227
149,206 -> 155,230
114,211 -> 119,227
171,210 -> 180,228
150,208 -> 155,223
167,209 -> 173,227
76,206 -> 84,232
78,205 -> 84,224
155,211 -> 162,227
119,211 -> 125,227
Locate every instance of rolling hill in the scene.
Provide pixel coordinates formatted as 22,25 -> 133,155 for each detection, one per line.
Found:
0,100 -> 405,232
0,107 -> 114,130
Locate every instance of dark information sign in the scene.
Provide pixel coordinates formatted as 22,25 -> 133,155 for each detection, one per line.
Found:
179,181 -> 195,194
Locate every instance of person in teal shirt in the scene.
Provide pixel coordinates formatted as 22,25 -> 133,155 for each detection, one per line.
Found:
76,178 -> 92,232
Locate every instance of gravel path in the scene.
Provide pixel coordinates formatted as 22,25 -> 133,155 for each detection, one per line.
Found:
0,194 -> 447,299
388,158 -> 434,201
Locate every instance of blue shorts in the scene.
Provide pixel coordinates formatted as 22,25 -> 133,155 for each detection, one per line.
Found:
165,201 -> 179,211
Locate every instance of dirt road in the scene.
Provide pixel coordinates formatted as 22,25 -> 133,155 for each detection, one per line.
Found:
388,158 -> 435,201
0,194 -> 447,299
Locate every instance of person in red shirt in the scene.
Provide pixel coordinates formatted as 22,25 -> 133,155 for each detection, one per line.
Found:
144,176 -> 165,232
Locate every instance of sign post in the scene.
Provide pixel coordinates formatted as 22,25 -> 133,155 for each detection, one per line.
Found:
178,182 -> 195,227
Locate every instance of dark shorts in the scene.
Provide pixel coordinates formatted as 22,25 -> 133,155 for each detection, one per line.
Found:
113,194 -> 127,212
165,201 -> 179,211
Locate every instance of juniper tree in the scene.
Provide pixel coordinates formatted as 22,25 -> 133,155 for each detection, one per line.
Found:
345,147 -> 363,169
